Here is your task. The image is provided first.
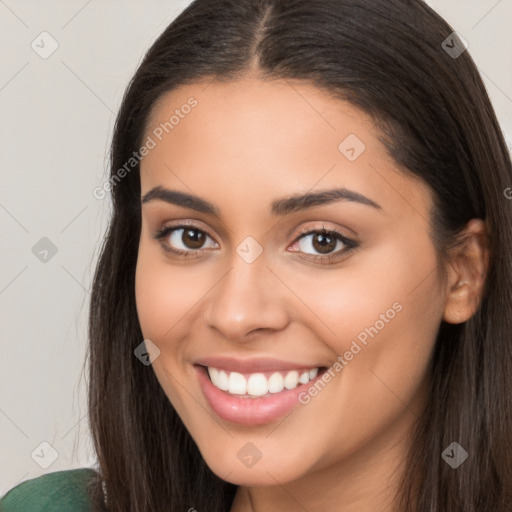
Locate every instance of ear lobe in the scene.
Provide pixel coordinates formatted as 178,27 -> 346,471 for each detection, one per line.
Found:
442,218 -> 490,325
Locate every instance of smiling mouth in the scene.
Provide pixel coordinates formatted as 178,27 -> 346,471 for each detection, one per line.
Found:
198,365 -> 328,398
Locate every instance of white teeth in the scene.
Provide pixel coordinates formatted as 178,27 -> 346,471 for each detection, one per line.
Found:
283,370 -> 299,389
207,366 -> 321,396
228,372 -> 246,394
247,373 -> 268,396
217,370 -> 229,391
267,372 -> 284,393
207,367 -> 229,390
208,366 -> 218,381
299,371 -> 310,384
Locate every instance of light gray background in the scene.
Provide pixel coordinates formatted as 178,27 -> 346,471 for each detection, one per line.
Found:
1,0 -> 511,496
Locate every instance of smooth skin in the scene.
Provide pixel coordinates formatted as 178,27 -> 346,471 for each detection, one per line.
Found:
135,76 -> 489,512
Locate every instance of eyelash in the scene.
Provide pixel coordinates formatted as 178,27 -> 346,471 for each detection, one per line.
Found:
153,222 -> 359,264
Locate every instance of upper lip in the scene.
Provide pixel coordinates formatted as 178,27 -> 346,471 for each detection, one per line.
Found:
194,356 -> 325,373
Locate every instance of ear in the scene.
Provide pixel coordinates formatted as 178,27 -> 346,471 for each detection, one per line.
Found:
443,218 -> 490,324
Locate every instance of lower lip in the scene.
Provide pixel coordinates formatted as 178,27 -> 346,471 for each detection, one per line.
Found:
195,365 -> 324,426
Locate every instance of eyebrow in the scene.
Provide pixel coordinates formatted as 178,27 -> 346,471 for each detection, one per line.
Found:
141,185 -> 382,216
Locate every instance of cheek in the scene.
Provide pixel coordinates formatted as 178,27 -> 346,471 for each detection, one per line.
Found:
277,242 -> 443,467
135,243 -> 207,342
295,236 -> 444,408
299,239 -> 441,347
134,243 -> 202,410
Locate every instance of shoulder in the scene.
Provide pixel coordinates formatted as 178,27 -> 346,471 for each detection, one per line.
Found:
0,468 -> 98,512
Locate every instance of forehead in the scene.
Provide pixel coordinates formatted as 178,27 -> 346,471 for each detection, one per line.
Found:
140,77 -> 432,220
144,77 -> 376,157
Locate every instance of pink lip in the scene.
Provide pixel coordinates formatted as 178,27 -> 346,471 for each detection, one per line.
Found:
194,356 -> 322,373
194,364 -> 325,426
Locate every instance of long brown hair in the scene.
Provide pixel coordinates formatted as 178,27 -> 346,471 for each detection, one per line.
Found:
87,0 -> 512,510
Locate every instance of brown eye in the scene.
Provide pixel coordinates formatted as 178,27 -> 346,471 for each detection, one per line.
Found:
310,232 -> 338,254
180,228 -> 206,249
295,230 -> 351,256
154,224 -> 218,256
287,227 -> 359,264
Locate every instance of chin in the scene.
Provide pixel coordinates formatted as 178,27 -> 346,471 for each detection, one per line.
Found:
194,436 -> 315,487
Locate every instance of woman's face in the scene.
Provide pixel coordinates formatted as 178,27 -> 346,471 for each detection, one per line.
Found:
135,77 -> 447,488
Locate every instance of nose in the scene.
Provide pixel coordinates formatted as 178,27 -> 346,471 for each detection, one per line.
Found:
202,250 -> 290,341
